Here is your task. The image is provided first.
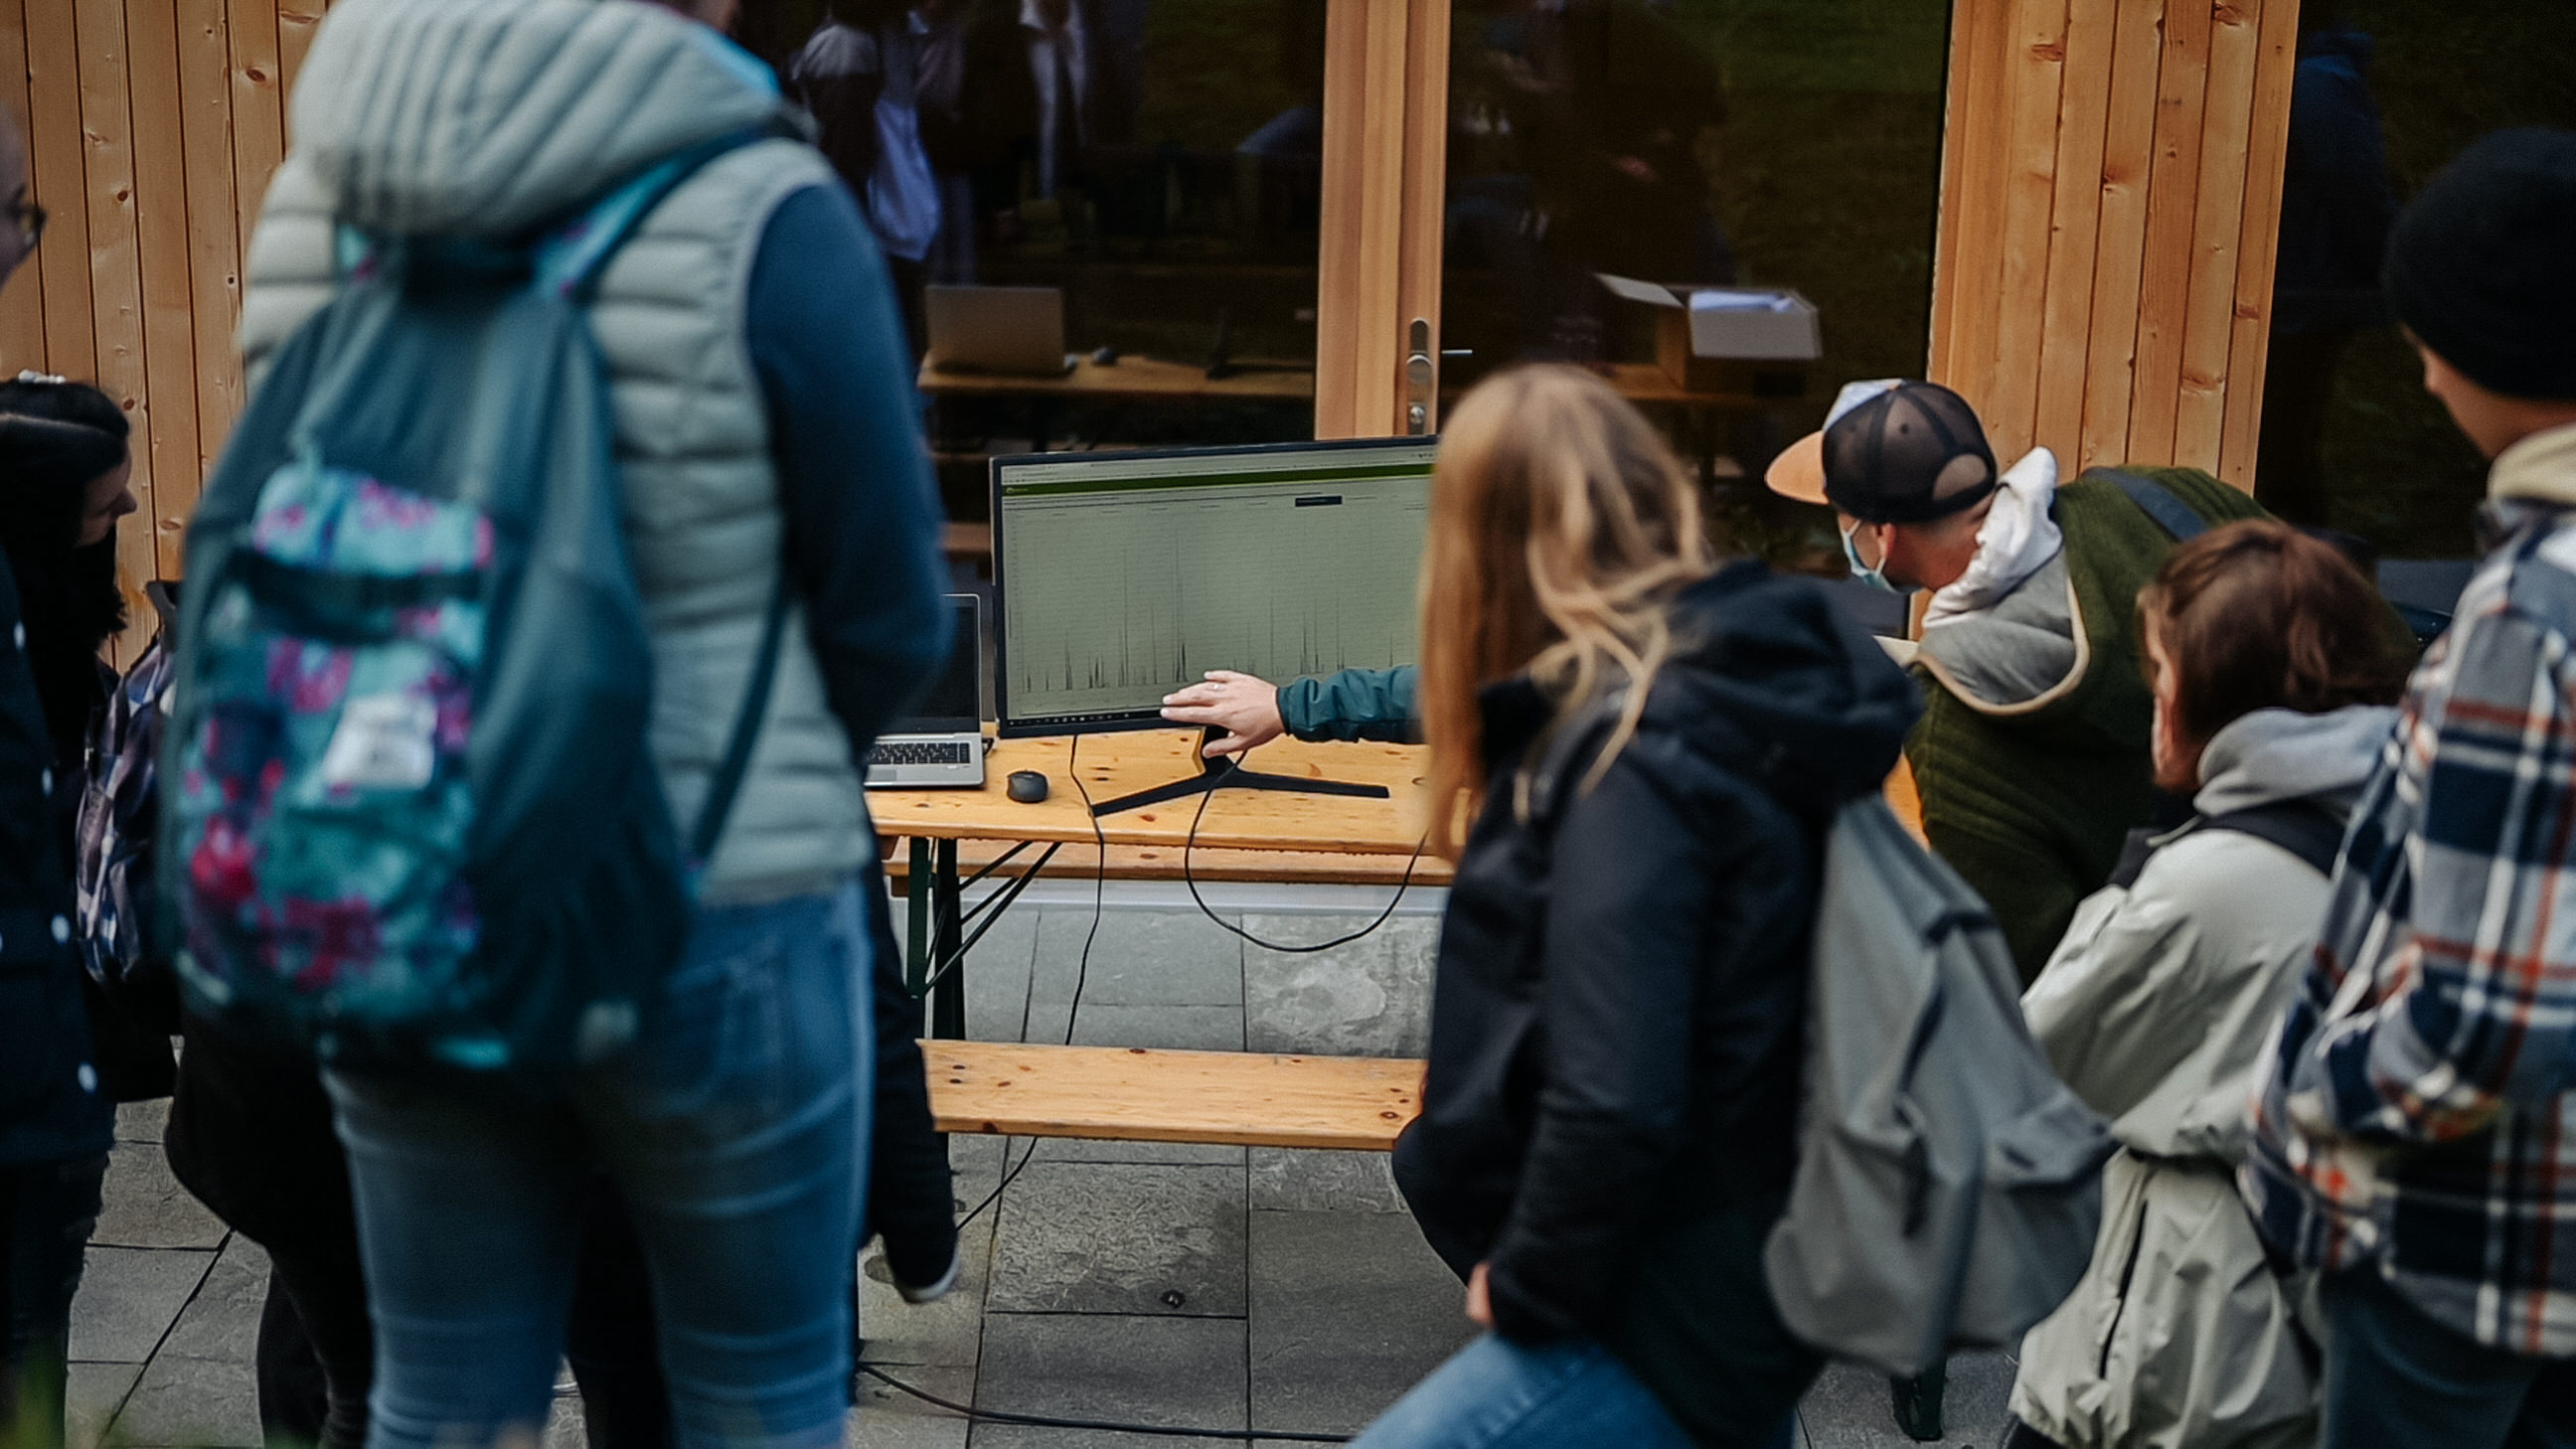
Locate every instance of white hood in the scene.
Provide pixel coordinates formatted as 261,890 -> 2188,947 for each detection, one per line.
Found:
1922,446 -> 2063,629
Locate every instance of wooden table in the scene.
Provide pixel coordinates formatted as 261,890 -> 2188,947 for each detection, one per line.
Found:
873,729 -> 1432,1037
876,728 -> 1925,1039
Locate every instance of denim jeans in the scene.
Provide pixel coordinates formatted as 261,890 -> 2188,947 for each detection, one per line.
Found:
1352,1334 -> 1794,1449
2322,1268 -> 2576,1449
327,879 -> 875,1449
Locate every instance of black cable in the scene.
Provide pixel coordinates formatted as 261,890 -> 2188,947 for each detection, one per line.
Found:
955,733 -> 1112,1230
856,1361 -> 1349,1442
1179,745 -> 1430,954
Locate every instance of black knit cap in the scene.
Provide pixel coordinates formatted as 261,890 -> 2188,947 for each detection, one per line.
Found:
1821,380 -> 1999,525
2386,127 -> 2576,402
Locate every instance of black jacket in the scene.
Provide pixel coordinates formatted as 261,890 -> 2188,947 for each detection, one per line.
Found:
0,549 -> 111,1169
1392,563 -> 1918,1353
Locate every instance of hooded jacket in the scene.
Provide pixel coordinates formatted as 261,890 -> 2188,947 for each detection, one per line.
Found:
1392,562 -> 1920,1438
239,0 -> 951,906
2009,705 -> 2394,1449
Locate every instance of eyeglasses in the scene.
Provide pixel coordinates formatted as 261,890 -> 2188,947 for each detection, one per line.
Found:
7,199 -> 44,249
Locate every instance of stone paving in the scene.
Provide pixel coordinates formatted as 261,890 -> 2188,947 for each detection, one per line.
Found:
68,886 -> 2012,1448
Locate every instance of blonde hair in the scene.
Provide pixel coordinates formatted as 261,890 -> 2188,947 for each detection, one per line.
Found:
1417,366 -> 1717,858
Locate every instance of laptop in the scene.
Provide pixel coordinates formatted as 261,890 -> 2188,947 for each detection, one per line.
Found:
923,284 -> 1072,377
865,594 -> 988,788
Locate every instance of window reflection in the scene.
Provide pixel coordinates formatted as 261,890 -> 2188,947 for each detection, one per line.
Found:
2257,0 -> 2576,560
1442,0 -> 1950,571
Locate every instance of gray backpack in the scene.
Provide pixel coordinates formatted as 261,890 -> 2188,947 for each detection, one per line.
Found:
1762,796 -> 2113,1376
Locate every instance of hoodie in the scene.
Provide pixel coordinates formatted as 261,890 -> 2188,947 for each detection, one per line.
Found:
1392,561 -> 1920,1436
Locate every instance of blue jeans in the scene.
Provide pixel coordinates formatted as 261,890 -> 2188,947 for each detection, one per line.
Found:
2322,1268 -> 2576,1449
1353,1334 -> 1794,1449
326,880 -> 874,1449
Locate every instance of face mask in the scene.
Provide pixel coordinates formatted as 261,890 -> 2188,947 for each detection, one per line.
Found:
1842,519 -> 1902,593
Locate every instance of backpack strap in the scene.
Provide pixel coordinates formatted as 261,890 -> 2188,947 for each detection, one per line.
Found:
685,578 -> 792,885
2096,467 -> 2208,544
537,120 -> 800,299
2106,798 -> 2345,890
2200,799 -> 2346,878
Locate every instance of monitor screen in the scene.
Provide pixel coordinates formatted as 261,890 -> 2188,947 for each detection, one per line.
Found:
890,593 -> 983,732
991,438 -> 1438,736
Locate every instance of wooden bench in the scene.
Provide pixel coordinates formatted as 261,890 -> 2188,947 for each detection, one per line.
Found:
924,1041 -> 1424,1152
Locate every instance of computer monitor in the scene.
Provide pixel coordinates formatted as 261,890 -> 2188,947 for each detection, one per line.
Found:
991,438 -> 1438,739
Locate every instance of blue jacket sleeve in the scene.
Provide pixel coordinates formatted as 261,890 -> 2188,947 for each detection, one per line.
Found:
1277,664 -> 1420,744
744,183 -> 952,755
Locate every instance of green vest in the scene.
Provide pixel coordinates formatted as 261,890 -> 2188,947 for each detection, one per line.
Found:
1905,468 -> 2268,982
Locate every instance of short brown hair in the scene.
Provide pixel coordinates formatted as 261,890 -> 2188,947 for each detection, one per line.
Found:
2138,520 -> 2409,755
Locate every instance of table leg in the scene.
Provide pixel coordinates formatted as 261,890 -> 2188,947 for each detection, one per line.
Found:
905,837 -> 932,1037
931,838 -> 966,1040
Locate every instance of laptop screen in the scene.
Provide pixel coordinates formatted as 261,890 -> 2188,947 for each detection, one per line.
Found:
891,594 -> 982,733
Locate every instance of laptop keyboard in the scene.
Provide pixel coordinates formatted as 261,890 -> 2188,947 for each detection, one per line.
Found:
869,739 -> 975,767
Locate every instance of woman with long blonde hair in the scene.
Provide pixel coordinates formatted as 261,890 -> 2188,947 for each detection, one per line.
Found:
1358,368 -> 1919,1448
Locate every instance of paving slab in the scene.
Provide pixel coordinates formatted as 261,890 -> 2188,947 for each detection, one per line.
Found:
987,1162 -> 1246,1317
1799,1353 -> 2016,1449
1030,1138 -> 1245,1168
1242,914 -> 1435,1057
115,1098 -> 169,1145
1248,1148 -> 1403,1213
1248,1209 -> 1478,1437
112,1349 -> 261,1447
70,1245 -> 216,1365
156,1234 -> 269,1365
860,1208 -> 1000,1369
90,1144 -> 229,1250
974,1313 -> 1245,1444
1018,1002 -> 1246,1053
67,1362 -> 142,1449
1031,908 -> 1244,1009
944,909 -> 1044,1044
851,1362 -> 976,1449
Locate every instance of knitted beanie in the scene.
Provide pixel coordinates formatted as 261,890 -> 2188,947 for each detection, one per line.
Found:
2384,127 -> 2576,401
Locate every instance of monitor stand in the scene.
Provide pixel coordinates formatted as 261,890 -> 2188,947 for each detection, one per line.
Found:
1088,724 -> 1393,818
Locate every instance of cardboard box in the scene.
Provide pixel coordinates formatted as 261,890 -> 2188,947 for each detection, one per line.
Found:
1598,274 -> 1820,397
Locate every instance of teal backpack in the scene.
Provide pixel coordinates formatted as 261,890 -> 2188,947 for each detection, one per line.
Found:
162,132 -> 784,1087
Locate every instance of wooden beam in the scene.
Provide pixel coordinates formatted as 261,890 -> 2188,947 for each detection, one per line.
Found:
23,0 -> 91,381
275,0 -> 324,138
175,0 -> 243,530
1929,0 -> 2014,402
1392,0 -> 1448,433
1313,0 -> 1409,439
74,0 -> 160,638
2217,0 -> 2299,490
2126,0 -> 2215,465
2074,0 -> 2167,470
2172,0 -> 2261,470
2028,0 -> 2117,464
1983,0 -> 2073,462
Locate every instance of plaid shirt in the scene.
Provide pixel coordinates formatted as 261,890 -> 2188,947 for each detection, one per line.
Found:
2248,430 -> 2576,1357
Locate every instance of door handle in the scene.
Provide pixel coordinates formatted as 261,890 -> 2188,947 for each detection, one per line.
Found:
1405,317 -> 1434,435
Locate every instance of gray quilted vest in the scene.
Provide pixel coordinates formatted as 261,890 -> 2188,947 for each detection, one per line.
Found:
240,0 -> 874,905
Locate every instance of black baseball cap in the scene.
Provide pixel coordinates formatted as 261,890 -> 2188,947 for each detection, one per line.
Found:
1765,380 -> 2000,525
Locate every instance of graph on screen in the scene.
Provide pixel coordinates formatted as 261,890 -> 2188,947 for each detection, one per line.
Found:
995,442 -> 1435,731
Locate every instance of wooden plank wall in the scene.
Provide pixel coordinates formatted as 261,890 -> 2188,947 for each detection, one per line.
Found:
1931,0 -> 2298,490
0,0 -> 307,637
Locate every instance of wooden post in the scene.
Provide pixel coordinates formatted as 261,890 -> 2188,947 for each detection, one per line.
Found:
1931,0 -> 2299,491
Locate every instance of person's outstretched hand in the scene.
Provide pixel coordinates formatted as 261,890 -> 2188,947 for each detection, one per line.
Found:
1161,670 -> 1285,756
